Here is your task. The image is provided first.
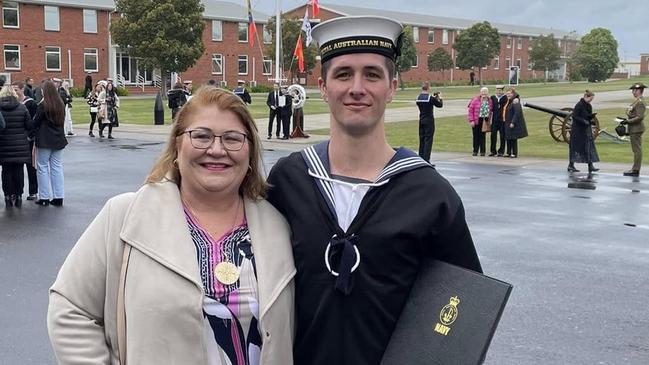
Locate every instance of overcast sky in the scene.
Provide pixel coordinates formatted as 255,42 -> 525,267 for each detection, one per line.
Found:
245,0 -> 646,61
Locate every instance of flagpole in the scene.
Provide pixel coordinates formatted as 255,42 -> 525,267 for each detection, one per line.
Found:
275,0 -> 281,84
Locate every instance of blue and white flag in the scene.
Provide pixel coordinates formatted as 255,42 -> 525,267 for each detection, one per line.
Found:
301,9 -> 312,46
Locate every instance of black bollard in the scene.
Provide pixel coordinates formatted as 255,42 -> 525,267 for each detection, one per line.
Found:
154,91 -> 164,125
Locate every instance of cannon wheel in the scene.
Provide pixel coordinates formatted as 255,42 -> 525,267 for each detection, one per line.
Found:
562,115 -> 601,143
548,108 -> 573,142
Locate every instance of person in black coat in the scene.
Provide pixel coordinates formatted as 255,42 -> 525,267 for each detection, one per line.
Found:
0,85 -> 32,208
167,82 -> 187,123
568,90 -> 599,173
84,73 -> 93,98
13,80 -> 39,200
266,83 -> 281,139
489,85 -> 507,156
503,89 -> 528,158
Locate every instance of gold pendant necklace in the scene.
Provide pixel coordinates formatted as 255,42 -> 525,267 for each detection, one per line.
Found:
213,196 -> 243,285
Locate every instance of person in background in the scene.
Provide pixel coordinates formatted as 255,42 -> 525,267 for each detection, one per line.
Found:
621,83 -> 646,177
266,83 -> 282,139
415,82 -> 443,162
58,80 -> 74,136
467,87 -> 493,156
567,90 -> 599,173
206,79 -> 217,86
86,83 -> 103,137
12,81 -> 39,200
0,85 -> 32,208
233,80 -> 252,104
99,82 -> 119,139
32,80 -> 67,206
503,89 -> 528,158
488,85 -> 507,156
167,82 -> 187,123
183,80 -> 193,101
47,87 -> 295,364
267,16 -> 481,365
83,73 -> 93,98
279,85 -> 293,140
24,77 -> 35,99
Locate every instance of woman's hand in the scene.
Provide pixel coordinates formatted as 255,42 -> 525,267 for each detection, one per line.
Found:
509,123 -> 514,128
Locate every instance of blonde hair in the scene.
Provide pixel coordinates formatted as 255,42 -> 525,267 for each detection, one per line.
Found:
0,85 -> 18,98
145,86 -> 268,200
584,89 -> 595,98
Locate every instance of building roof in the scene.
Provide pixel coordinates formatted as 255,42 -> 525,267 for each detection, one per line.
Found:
311,3 -> 579,39
15,0 -> 271,22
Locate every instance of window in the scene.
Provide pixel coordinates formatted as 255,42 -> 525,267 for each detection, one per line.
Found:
2,1 -> 19,28
262,25 -> 272,44
211,54 -> 223,74
528,37 -> 533,50
263,57 -> 272,75
84,48 -> 98,72
493,57 -> 500,70
527,58 -> 533,71
212,20 -> 222,41
412,26 -> 419,43
442,29 -> 448,45
4,44 -> 20,69
45,46 -> 61,71
44,6 -> 59,31
506,36 -> 512,49
516,37 -> 522,50
505,58 -> 511,68
238,55 -> 248,75
516,59 -> 522,68
412,55 -> 418,68
427,29 -> 434,43
83,9 -> 97,33
238,22 -> 248,43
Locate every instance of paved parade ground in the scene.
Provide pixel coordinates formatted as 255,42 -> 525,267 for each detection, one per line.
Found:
1,129 -> 648,364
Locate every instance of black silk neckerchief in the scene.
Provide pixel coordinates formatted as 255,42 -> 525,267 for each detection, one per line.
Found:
328,234 -> 359,295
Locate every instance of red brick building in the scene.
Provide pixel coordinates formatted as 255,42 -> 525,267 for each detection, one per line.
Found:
641,54 -> 649,75
285,3 -> 581,86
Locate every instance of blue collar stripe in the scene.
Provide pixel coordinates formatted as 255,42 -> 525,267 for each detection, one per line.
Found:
302,146 -> 337,214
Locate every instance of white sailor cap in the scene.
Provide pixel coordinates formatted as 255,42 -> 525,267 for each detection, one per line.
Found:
52,77 -> 62,82
183,80 -> 193,84
495,85 -> 505,90
311,16 -> 404,63
237,80 -> 246,84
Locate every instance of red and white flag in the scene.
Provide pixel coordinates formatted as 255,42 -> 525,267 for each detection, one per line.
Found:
311,0 -> 320,18
247,0 -> 257,47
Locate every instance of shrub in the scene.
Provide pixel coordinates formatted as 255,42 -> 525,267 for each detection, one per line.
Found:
115,87 -> 129,96
251,84 -> 273,93
69,87 -> 85,97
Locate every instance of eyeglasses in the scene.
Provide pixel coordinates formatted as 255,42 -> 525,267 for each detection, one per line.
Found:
180,129 -> 248,151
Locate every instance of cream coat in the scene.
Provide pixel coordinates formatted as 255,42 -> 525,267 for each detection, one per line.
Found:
48,180 -> 296,365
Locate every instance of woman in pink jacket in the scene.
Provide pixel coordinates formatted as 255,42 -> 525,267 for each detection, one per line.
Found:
467,87 -> 493,156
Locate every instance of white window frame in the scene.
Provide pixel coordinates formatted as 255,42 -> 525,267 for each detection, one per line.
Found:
83,9 -> 97,33
442,29 -> 448,45
516,37 -> 522,50
505,57 -> 511,69
44,6 -> 60,31
45,46 -> 61,71
211,54 -> 223,75
83,48 -> 98,72
427,29 -> 434,44
493,57 -> 500,70
528,36 -> 533,50
238,55 -> 248,75
516,58 -> 522,69
262,57 -> 272,75
238,22 -> 248,43
412,55 -> 418,68
527,58 -> 533,71
262,25 -> 272,44
211,20 -> 222,41
506,36 -> 512,49
412,26 -> 419,43
4,44 -> 20,70
2,1 -> 19,28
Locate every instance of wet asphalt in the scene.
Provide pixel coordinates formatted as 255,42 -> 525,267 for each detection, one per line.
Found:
0,135 -> 647,364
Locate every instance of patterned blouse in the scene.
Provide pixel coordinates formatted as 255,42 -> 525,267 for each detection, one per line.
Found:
479,99 -> 490,118
183,205 -> 262,365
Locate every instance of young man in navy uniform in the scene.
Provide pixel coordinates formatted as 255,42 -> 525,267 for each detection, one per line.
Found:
416,82 -> 443,161
267,15 -> 482,365
233,80 -> 252,104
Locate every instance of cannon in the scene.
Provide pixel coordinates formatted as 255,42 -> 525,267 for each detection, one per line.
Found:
524,102 -> 600,143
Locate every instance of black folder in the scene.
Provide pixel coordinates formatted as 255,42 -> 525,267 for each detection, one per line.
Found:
381,260 -> 513,365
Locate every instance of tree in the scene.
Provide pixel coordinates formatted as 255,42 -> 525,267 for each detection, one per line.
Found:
529,34 -> 561,82
111,0 -> 205,95
395,25 -> 417,90
571,28 -> 619,82
452,21 -> 500,85
427,47 -> 454,85
265,15 -> 318,83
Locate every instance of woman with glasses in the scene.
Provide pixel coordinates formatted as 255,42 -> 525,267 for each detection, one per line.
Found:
48,87 -> 295,365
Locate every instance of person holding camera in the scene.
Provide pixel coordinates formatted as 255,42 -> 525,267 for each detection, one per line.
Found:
416,82 -> 443,161
621,83 -> 646,177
